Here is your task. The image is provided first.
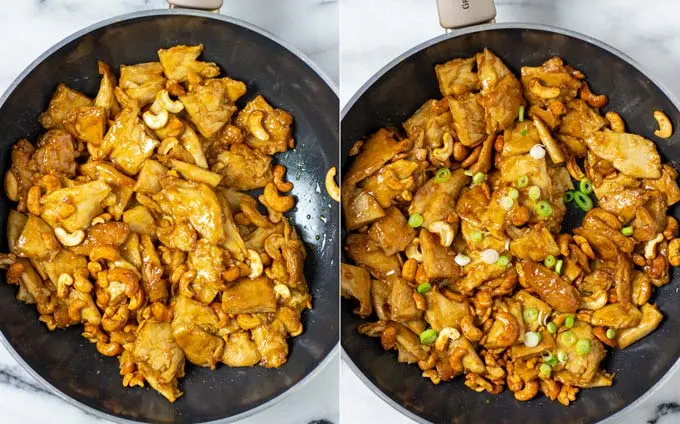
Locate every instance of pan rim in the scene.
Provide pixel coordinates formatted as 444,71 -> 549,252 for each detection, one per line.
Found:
0,8 -> 339,424
340,21 -> 680,424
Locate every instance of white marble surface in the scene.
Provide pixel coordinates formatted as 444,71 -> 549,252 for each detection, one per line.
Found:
340,0 -> 680,423
0,0 -> 338,423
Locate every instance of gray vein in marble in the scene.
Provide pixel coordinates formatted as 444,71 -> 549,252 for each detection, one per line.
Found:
648,403 -> 680,424
0,365 -> 51,395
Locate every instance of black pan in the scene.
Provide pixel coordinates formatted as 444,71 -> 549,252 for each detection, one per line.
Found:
0,8 -> 339,424
341,23 -> 680,424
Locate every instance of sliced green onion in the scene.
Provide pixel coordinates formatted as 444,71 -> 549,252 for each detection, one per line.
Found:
573,191 -> 593,212
524,331 -> 541,347
606,328 -> 617,339
523,307 -> 538,323
543,352 -> 558,367
464,170 -> 474,177
500,196 -> 515,211
557,350 -> 568,363
517,175 -> 529,188
471,231 -> 484,242
621,226 -> 633,236
564,315 -> 575,329
508,188 -> 519,200
417,282 -> 432,294
544,255 -> 556,268
520,128 -> 529,137
435,167 -> 451,183
579,179 -> 593,195
575,339 -> 591,355
555,259 -> 564,275
497,255 -> 510,268
547,322 -> 557,334
560,330 -> 576,346
408,213 -> 424,228
535,200 -> 553,217
473,172 -> 486,185
419,329 -> 437,345
528,186 -> 541,200
518,105 -> 525,122
564,190 -> 574,203
539,363 -> 552,378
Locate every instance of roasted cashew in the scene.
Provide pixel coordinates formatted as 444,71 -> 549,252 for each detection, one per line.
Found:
401,258 -> 418,282
493,311 -> 520,347
418,354 -> 436,371
428,221 -> 454,247
566,157 -> 586,181
127,288 -> 144,311
579,83 -> 607,108
325,167 -> 340,202
460,314 -> 483,342
90,245 -> 120,262
247,110 -> 269,141
151,302 -> 172,322
240,198 -> 272,228
4,170 -> 18,202
653,110 -> 673,138
247,249 -> 263,279
273,283 -> 291,301
541,379 -> 561,401
91,212 -> 113,226
605,111 -> 625,133
644,233 -> 664,260
102,304 -> 129,332
73,269 -> 93,293
108,267 -> 140,299
159,137 -> 180,155
143,109 -> 169,130
157,89 -> 184,113
432,132 -> 454,162
664,217 -> 678,240
57,273 -> 73,299
668,238 -> 680,266
453,141 -> 470,162
434,327 -> 461,352
262,182 -> 295,213
27,185 -> 42,216
580,290 -> 607,310
96,340 -> 123,357
422,369 -> 442,385
221,266 -> 241,282
272,164 -> 294,193
67,298 -> 88,322
264,234 -> 285,260
54,227 -> 85,247
237,313 -> 262,330
514,380 -> 540,401
529,79 -> 560,99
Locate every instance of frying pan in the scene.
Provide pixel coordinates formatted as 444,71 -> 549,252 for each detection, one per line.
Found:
0,2 -> 339,423
341,2 -> 680,423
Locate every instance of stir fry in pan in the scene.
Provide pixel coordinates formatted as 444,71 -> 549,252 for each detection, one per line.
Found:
341,49 -> 679,405
1,44 -> 311,402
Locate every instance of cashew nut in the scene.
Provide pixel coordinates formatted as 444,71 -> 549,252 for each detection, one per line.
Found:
668,238 -> 680,267
159,137 -> 180,155
96,340 -> 123,357
579,83 -> 607,108
240,198 -> 272,228
264,234 -> 285,260
221,266 -> 240,282
158,90 -> 184,114
262,182 -> 295,213
143,109 -> 169,130
90,245 -> 120,262
566,157 -> 586,181
653,110 -> 673,139
493,311 -> 520,347
325,167 -> 340,202
434,327 -> 461,352
432,132 -> 454,162
57,273 -> 73,299
644,233 -> 664,260
529,79 -> 560,99
273,164 -> 294,193
664,217 -> 679,240
247,249 -> 263,279
428,221 -> 454,247
102,304 -> 129,332
453,141 -> 470,162
4,170 -> 18,202
514,379 -> 540,401
247,110 -> 269,141
27,185 -> 42,216
605,111 -> 625,133
401,258 -> 418,282
274,283 -> 291,301
91,212 -> 112,226
580,290 -> 607,310
54,227 -> 85,247
460,314 -> 483,342
405,238 -> 423,262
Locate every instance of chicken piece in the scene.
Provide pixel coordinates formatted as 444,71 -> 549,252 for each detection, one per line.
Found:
617,303 -> 663,349
180,77 -> 246,138
119,62 -> 166,106
457,251 -> 508,293
584,131 -> 661,179
423,290 -> 469,331
435,57 -> 479,96
222,332 -> 260,367
187,239 -> 225,304
361,160 -> 420,208
62,106 -> 107,146
448,93 -> 486,147
517,260 -> 580,313
157,221 -> 197,252
7,210 -> 28,254
632,193 -> 667,241
171,296 -> 224,368
252,320 -> 289,368
166,159 -> 222,187
158,44 -> 220,82
455,184 -> 489,226
178,120 -> 209,169
345,234 -> 400,279
222,276 -> 277,314
644,164 -> 680,206
139,235 -> 168,303
409,169 -> 469,228
214,144 -> 273,190
343,128 -> 411,185
341,263 -> 372,317
343,188 -> 385,230
134,159 -> 167,194
215,188 -> 247,260
598,188 -> 648,223
592,172 -> 640,200
100,107 -> 160,176
402,98 -> 453,147
514,290 -> 552,332
590,303 -> 642,329
154,177 -> 225,245
389,323 -> 428,364
15,215 -> 59,260
502,121 -> 541,156
32,130 -> 77,177
368,207 -> 415,256
94,61 -> 120,119
122,206 -> 156,236
520,57 -> 582,107
510,225 -> 560,262
389,277 -> 421,322
558,99 -> 606,140
69,221 -> 130,256
477,51 -> 523,133
40,181 -> 111,233
80,161 -> 136,220
420,229 -> 459,280
234,95 -> 294,155
34,249 -> 88,286
509,329 -> 555,359
133,320 -> 185,402
574,210 -> 635,261
39,84 -> 93,129
7,140 -> 37,209
553,321 -> 606,387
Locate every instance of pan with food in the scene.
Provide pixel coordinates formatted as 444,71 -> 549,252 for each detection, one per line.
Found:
341,4 -> 680,424
0,2 -> 338,423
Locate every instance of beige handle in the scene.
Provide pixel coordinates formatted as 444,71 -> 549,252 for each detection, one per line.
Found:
167,0 -> 223,11
436,0 -> 496,29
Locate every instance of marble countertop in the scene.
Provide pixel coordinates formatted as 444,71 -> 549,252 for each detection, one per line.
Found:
0,0 -> 338,423
340,0 -> 680,423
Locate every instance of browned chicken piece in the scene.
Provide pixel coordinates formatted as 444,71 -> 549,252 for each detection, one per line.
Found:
40,181 -> 111,233
558,99 -> 606,140
214,144 -> 273,190
215,188 -> 248,260
34,249 -> 87,286
389,277 -> 421,322
644,164 -> 680,206
15,215 -> 59,260
390,323 -> 429,364
222,332 -> 260,367
119,62 -> 166,106
100,107 -> 160,175
133,320 -> 185,402
368,207 -> 415,256
94,61 -> 120,119
6,210 -> 27,254
574,210 -> 635,261
553,321 -> 606,387
251,320 -> 289,368
517,260 -> 580,313
455,184 -> 490,227
234,95 -> 294,155
457,251 -> 508,293
371,279 -> 392,321
342,189 -> 385,230
423,289 -> 469,331
32,130 -> 77,177
139,235 -> 168,303
158,44 -> 220,82
178,120 -> 209,169
409,169 -> 469,228
222,276 -> 277,314
403,99 -> 453,145
617,303 -> 663,348
448,93 -> 487,147
632,193 -> 667,241
187,239 -> 225,304
341,263 -> 373,318
435,57 -> 479,96
122,206 -> 156,235
420,229 -> 460,279
171,296 -> 224,368
598,188 -> 648,223
80,161 -> 136,220
510,225 -> 560,261
6,140 -> 37,210
39,84 -> 93,129
502,121 -> 541,156
520,57 -> 582,107
134,159 -> 167,194
180,77 -> 246,138
62,106 -> 107,146
68,221 -> 130,257
476,49 -> 524,132
344,128 -> 411,185
345,233 -> 401,279
360,160 -> 420,208
584,131 -> 661,179
590,303 -> 642,329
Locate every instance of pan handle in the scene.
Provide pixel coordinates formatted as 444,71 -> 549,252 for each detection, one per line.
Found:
436,0 -> 496,29
167,0 -> 223,11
